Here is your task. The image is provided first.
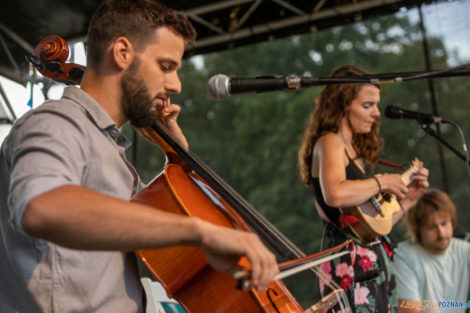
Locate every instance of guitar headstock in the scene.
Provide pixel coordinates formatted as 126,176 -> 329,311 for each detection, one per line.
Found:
410,157 -> 423,173
401,157 -> 423,185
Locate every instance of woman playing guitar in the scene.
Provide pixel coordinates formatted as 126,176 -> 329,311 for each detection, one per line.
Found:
298,64 -> 429,313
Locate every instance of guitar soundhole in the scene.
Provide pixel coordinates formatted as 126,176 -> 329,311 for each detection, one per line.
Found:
378,193 -> 392,205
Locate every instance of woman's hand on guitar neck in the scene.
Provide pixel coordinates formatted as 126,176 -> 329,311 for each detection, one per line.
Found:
377,165 -> 429,204
376,174 -> 408,199
400,166 -> 430,212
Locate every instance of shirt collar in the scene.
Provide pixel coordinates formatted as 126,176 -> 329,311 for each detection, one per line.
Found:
62,86 -> 132,149
62,85 -> 116,130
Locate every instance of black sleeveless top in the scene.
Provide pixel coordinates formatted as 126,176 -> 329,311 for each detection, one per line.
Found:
314,150 -> 398,313
312,149 -> 366,223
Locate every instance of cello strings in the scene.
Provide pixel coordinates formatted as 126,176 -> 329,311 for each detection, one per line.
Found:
151,123 -> 351,311
157,123 -> 311,259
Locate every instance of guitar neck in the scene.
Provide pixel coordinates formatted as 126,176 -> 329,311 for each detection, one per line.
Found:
401,160 -> 421,186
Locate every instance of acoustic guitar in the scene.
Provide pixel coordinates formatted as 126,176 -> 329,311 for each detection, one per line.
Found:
340,158 -> 423,243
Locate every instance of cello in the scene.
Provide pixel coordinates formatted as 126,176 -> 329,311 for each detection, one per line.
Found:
29,35 -> 353,313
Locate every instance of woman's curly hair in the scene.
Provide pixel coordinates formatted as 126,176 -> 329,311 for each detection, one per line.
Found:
298,64 -> 383,185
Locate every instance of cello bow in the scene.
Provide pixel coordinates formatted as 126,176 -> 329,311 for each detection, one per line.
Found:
28,34 -> 354,313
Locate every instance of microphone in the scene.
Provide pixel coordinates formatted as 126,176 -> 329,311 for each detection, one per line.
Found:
384,105 -> 449,124
207,74 -> 307,99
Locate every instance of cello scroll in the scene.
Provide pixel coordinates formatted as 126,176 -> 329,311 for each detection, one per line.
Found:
28,34 -> 355,313
26,35 -> 85,85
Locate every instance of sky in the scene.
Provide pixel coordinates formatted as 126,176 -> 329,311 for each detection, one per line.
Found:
408,0 -> 470,64
1,0 -> 469,143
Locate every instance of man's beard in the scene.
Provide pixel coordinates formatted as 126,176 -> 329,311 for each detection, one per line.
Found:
121,57 -> 159,128
435,235 -> 451,249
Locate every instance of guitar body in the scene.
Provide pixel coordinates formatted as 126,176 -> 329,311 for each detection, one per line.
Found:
340,158 -> 422,243
340,195 -> 401,243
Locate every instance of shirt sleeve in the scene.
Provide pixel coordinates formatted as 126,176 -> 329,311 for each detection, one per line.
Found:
7,107 -> 88,236
394,243 -> 422,300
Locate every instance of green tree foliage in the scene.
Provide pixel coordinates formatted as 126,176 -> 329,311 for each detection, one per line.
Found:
125,9 -> 470,307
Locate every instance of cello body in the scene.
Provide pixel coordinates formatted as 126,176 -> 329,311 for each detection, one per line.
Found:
133,158 -> 303,313
29,35 -> 352,313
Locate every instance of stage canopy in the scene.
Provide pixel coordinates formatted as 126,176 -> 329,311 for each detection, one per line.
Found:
0,0 -> 440,86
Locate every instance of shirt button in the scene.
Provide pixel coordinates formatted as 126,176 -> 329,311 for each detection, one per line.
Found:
110,129 -> 119,138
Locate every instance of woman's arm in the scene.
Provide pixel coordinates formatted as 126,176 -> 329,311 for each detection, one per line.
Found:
315,133 -> 408,208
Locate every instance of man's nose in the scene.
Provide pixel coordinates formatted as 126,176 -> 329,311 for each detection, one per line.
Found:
436,225 -> 446,237
165,72 -> 181,94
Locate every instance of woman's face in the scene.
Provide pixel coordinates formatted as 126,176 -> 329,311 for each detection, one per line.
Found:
347,84 -> 381,134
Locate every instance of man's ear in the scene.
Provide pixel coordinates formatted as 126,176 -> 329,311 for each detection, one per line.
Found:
111,36 -> 135,70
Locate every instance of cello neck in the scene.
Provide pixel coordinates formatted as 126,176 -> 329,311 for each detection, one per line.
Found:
150,123 -> 306,260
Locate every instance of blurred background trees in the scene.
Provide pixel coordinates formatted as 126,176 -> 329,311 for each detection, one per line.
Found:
0,0 -> 467,308
123,2 -> 470,305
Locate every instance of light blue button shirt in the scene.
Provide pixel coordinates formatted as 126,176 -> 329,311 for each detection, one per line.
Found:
0,86 -> 144,313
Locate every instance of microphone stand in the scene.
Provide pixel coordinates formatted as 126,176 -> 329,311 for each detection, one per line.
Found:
300,63 -> 470,87
419,123 -> 468,164
419,121 -> 470,188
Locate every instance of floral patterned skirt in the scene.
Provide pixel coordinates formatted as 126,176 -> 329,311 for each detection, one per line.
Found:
319,223 -> 397,313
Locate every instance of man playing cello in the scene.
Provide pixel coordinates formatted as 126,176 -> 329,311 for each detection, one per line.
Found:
0,1 -> 278,312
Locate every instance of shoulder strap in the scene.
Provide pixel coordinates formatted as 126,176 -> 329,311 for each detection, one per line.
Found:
344,147 -> 353,161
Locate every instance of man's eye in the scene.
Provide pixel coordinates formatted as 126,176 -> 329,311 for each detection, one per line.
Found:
160,63 -> 173,72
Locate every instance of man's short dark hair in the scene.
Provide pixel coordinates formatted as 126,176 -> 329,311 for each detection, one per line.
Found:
86,0 -> 196,68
